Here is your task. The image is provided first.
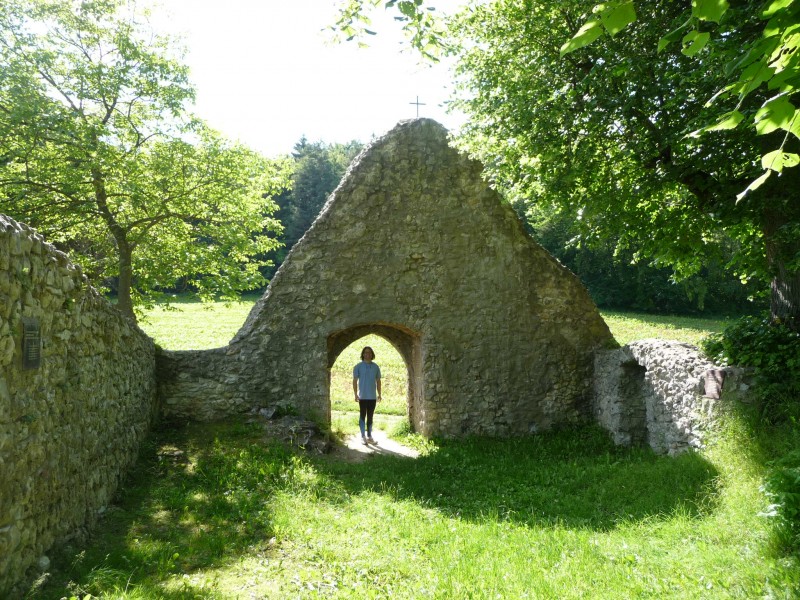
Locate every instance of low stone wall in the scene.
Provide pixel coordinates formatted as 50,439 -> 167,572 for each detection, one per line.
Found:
157,347 -> 234,421
594,339 -> 750,455
0,215 -> 157,595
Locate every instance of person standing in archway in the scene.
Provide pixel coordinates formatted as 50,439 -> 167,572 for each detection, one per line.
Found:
353,345 -> 381,445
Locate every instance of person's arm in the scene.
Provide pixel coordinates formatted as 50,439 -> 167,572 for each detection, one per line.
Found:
377,377 -> 382,401
353,377 -> 359,402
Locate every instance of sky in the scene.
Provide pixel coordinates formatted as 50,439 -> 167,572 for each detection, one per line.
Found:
150,0 -> 467,157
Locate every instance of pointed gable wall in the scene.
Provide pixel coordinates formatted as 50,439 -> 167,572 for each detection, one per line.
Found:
158,119 -> 613,437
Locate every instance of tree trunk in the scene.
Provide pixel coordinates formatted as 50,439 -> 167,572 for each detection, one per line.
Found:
764,209 -> 800,332
92,168 -> 137,322
115,241 -> 135,322
759,133 -> 800,332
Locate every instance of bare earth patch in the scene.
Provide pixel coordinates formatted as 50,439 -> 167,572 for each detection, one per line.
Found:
334,428 -> 420,463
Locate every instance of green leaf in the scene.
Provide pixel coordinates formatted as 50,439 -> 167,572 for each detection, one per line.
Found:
687,110 -> 745,137
681,30 -> 711,57
692,0 -> 729,23
762,149 -> 800,172
761,0 -> 796,18
755,96 -> 796,134
737,60 -> 776,96
736,171 -> 772,202
788,109 -> 800,139
658,27 -> 685,52
708,110 -> 746,131
397,1 -> 416,18
560,18 -> 604,56
599,1 -> 636,37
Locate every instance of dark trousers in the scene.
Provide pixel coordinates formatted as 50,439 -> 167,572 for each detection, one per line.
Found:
359,399 -> 377,436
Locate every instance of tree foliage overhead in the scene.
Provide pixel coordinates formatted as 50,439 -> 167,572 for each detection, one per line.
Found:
332,0 -> 448,60
0,0 -> 287,320
445,0 -> 800,328
561,0 -> 800,196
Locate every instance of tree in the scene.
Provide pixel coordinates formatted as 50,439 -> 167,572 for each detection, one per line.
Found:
264,138 -> 363,277
444,0 -> 800,329
523,201 -> 765,315
285,138 -> 363,248
0,0 -> 287,320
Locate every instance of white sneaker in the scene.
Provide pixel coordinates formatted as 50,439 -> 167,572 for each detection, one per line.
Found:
361,436 -> 368,445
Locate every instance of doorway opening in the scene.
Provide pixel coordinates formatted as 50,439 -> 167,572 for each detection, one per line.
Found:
327,323 -> 423,434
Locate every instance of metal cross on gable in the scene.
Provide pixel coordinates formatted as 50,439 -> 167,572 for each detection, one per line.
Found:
410,96 -> 426,117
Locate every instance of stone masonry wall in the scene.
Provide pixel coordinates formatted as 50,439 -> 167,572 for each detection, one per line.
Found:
159,119 -> 614,436
0,215 -> 157,594
593,339 -> 750,455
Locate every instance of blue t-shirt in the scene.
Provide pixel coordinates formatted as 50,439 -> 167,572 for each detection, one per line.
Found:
353,361 -> 381,400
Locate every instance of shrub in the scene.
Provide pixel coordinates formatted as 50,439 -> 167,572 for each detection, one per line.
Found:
702,314 -> 800,424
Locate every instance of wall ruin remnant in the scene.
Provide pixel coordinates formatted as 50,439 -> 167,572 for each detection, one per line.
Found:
593,339 -> 750,455
158,119 -> 614,435
0,215 -> 157,595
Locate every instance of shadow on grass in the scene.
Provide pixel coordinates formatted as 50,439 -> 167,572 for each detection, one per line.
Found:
28,420 -> 721,599
27,420 -> 293,600
316,424 -> 721,530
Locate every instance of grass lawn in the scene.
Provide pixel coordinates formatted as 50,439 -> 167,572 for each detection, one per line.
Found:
138,296 -> 731,351
601,310 -> 732,346
26,416 -> 799,598
32,299 -> 792,598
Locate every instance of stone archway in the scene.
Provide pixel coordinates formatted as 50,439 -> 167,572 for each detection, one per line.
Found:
157,118 -> 614,437
327,323 -> 424,432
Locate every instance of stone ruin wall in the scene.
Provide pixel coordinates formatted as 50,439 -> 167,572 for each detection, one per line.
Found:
0,215 -> 157,595
158,119 -> 615,437
593,339 -> 750,455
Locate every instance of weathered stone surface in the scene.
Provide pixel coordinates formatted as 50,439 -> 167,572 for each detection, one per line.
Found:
0,215 -> 157,595
158,119 -> 614,436
593,339 -> 751,455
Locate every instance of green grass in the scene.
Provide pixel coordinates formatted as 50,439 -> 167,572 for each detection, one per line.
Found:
600,310 -> 731,346
137,294 -> 260,350
138,296 -> 730,351
25,416 -> 799,599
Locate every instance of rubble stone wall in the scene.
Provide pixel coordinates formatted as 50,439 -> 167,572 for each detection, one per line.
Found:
594,339 -> 751,455
158,119 -> 615,436
0,215 -> 157,595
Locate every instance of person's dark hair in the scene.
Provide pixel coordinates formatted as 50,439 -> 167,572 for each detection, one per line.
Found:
361,346 -> 375,360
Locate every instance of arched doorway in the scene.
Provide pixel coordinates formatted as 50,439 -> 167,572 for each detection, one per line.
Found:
327,323 -> 424,431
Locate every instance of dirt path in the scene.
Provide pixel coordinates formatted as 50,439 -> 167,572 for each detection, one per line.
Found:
332,427 -> 420,463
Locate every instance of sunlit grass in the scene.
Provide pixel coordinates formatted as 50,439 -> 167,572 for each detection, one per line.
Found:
138,295 -> 732,352
28,417 -> 799,599
600,309 -> 731,346
137,293 -> 259,350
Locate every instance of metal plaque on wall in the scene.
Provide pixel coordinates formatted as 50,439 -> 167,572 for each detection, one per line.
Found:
22,317 -> 41,370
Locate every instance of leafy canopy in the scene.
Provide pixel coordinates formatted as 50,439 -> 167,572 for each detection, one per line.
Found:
561,0 -> 800,196
0,0 -> 288,319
